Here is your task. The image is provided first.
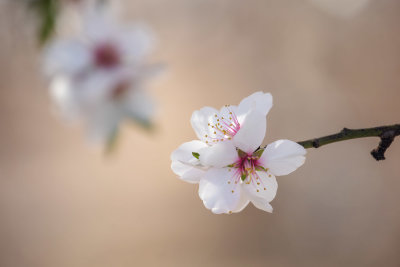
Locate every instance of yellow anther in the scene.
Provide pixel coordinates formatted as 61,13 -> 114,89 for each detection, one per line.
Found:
214,131 -> 216,134
268,175 -> 271,177
228,211 -> 232,214
214,114 -> 217,117
257,189 -> 259,192
264,188 -> 266,190
231,190 -> 234,193
228,181 -> 231,184
257,182 -> 260,185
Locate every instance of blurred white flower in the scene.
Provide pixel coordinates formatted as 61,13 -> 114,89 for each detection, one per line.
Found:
43,3 -> 159,143
171,92 -> 306,214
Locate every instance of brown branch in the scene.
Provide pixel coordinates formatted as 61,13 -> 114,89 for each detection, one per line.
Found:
297,124 -> 400,161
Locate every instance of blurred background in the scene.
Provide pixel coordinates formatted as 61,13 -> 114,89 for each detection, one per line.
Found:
1,0 -> 400,266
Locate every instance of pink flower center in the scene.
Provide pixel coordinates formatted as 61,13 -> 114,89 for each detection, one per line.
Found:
228,152 -> 270,194
94,43 -> 121,68
204,105 -> 241,144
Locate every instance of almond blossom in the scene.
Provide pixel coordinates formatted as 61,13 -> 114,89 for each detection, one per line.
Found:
171,92 -> 306,214
43,4 -> 159,143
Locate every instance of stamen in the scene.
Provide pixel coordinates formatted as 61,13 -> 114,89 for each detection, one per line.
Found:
203,105 -> 241,144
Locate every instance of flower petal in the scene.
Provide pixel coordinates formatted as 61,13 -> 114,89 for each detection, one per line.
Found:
171,140 -> 208,164
199,168 -> 242,214
50,76 -> 78,119
251,200 -> 273,213
86,102 -> 121,143
171,161 -> 205,184
43,40 -> 91,77
123,88 -> 154,126
190,106 -> 219,142
231,190 -> 250,213
171,140 -> 209,183
236,91 -> 273,119
233,109 -> 266,153
198,140 -> 238,168
116,25 -> 154,63
241,171 -> 278,213
259,139 -> 306,176
82,5 -> 115,43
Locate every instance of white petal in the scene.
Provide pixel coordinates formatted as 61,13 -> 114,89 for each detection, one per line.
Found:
251,201 -> 273,213
171,140 -> 208,164
43,40 -> 91,77
198,140 -> 238,168
236,92 -> 273,118
233,109 -> 266,153
116,25 -> 154,64
218,104 -> 239,121
260,140 -> 306,176
199,168 -> 242,214
86,102 -> 121,143
171,140 -> 208,183
75,68 -> 128,106
82,5 -> 115,43
241,171 -> 278,213
190,106 -> 219,142
171,161 -> 205,184
49,76 -> 77,119
123,88 -> 154,125
231,191 -> 250,213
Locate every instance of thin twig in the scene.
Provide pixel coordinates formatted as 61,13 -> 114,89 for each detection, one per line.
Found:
297,124 -> 400,161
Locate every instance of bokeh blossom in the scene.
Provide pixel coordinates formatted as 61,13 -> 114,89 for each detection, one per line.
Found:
171,92 -> 306,214
43,3 -> 159,144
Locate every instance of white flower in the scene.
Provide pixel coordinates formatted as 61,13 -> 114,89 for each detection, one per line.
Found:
171,92 -> 306,214
43,4 -> 159,143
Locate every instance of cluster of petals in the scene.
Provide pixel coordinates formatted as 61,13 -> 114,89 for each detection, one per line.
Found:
43,3 -> 158,143
171,92 -> 306,214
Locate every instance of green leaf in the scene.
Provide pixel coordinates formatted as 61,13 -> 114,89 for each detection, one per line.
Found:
237,149 -> 247,158
192,152 -> 200,159
27,0 -> 59,45
253,148 -> 265,158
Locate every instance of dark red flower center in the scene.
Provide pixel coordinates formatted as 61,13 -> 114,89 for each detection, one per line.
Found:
94,43 -> 120,68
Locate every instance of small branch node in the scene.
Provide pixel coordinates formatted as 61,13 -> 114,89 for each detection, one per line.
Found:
297,124 -> 400,161
312,139 -> 320,148
371,130 -> 396,161
341,127 -> 350,135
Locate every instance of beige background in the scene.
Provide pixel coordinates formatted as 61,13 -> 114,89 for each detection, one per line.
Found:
1,0 -> 400,266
